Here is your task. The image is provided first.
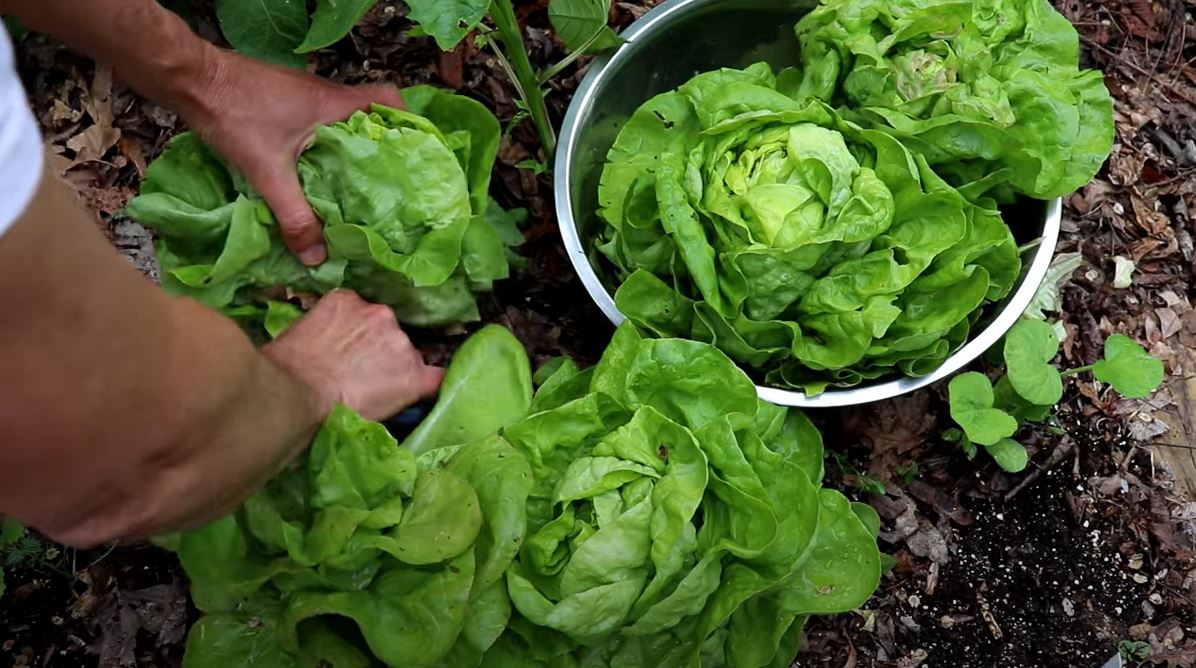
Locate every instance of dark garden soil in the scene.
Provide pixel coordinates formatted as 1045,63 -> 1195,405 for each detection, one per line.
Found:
3,1 -> 1195,667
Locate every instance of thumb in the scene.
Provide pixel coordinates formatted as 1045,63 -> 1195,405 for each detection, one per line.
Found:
254,162 -> 327,266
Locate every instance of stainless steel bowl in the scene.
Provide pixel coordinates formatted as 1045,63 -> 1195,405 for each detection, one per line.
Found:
554,0 -> 1063,408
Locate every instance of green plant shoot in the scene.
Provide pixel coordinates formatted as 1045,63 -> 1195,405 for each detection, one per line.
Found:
948,323 -> 1165,474
948,372 -> 1018,447
1004,318 -> 1063,405
1091,334 -> 1165,398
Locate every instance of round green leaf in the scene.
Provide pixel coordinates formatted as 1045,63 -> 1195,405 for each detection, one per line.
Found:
984,438 -> 1028,473
948,372 -> 1018,446
1003,319 -> 1063,406
215,0 -> 308,69
1093,334 -> 1164,399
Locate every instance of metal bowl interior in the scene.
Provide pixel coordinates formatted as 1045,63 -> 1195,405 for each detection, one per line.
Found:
554,0 -> 1062,408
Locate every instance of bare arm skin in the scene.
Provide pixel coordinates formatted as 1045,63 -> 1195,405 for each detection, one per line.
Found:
0,2 -> 443,545
0,170 -> 442,547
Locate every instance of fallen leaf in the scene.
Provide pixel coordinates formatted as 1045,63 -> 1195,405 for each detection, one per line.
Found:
1160,291 -> 1191,312
1069,179 -> 1118,215
1121,0 -> 1165,42
87,581 -> 187,668
1158,307 -> 1182,339
845,394 -> 937,481
117,136 -> 147,179
1132,195 -> 1174,236
1180,309 -> 1196,349
437,43 -> 466,89
67,124 -> 122,165
1131,237 -> 1166,263
66,66 -> 121,165
1113,255 -> 1136,288
1173,502 -> 1196,521
1024,252 -> 1084,319
48,98 -> 82,126
1109,149 -> 1145,186
908,479 -> 973,526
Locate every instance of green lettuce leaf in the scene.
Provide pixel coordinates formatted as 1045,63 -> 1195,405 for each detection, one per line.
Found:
176,325 -> 535,668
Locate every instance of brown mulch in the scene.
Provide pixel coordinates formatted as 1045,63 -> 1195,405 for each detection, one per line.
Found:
3,1 -> 1194,667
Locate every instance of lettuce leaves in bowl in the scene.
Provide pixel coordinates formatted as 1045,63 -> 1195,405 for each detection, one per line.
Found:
793,0 -> 1114,201
126,86 -> 514,327
598,63 -> 1020,394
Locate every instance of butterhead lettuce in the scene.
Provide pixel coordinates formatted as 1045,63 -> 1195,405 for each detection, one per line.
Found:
793,0 -> 1114,201
127,86 -> 513,327
598,63 -> 1020,394
172,323 -> 882,668
178,326 -> 536,668
489,323 -> 881,668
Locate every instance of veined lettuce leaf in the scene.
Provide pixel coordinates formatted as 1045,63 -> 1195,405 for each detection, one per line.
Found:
495,323 -> 880,667
177,325 -> 535,668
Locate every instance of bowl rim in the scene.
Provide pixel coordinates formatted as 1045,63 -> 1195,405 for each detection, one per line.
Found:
553,0 -> 1064,408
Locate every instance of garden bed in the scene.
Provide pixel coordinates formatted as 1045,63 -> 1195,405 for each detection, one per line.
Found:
2,1 -> 1194,666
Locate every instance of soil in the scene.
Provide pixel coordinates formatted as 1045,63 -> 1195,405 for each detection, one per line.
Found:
3,1 -> 1196,667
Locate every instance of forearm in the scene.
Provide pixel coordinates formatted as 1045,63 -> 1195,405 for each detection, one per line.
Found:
0,167 -> 322,546
1,0 -> 218,121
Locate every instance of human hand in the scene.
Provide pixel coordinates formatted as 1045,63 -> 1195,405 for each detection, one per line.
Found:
262,290 -> 444,421
183,50 -> 404,265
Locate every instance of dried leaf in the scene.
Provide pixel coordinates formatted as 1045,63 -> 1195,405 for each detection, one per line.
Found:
87,581 -> 187,668
1158,307 -> 1182,339
1112,255 -> 1136,288
1024,252 -> 1084,319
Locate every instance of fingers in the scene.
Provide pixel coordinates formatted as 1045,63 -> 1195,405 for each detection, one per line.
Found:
320,83 -> 407,125
251,83 -> 400,266
413,365 -> 446,399
254,163 -> 327,266
360,84 -> 406,110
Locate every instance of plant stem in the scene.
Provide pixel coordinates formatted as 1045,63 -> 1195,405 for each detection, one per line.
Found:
1061,365 -> 1094,377
539,26 -> 605,84
489,0 -> 557,159
479,32 -> 526,100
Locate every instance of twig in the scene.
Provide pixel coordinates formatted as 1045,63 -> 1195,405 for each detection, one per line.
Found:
976,589 -> 1004,640
1005,438 -> 1076,502
1149,441 -> 1196,451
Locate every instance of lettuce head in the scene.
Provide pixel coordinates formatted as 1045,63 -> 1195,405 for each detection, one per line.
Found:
598,63 -> 1020,394
793,0 -> 1115,200
126,86 -> 514,328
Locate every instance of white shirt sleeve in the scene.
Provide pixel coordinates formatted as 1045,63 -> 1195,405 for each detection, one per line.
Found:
0,25 -> 43,239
